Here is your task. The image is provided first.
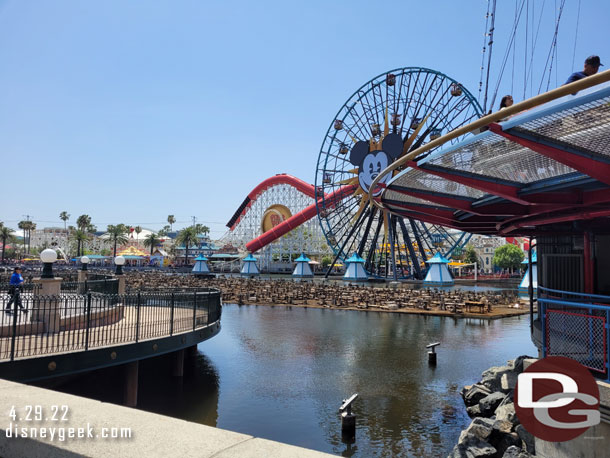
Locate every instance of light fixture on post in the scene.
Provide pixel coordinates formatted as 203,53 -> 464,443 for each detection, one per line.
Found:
40,248 -> 58,279
114,255 -> 126,275
81,256 -> 90,271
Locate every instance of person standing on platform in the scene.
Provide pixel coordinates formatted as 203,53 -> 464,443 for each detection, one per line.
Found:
499,95 -> 514,109
5,266 -> 26,313
565,55 -> 603,85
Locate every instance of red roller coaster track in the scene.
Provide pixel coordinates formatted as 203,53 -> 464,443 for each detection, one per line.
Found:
245,184 -> 357,253
226,174 -> 318,231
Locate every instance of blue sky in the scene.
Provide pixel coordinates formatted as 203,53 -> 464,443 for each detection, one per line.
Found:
1,1 -> 608,237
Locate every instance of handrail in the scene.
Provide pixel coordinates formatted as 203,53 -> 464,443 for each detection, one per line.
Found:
0,288 -> 222,362
539,297 -> 610,311
368,68 -> 610,210
539,286 -> 610,302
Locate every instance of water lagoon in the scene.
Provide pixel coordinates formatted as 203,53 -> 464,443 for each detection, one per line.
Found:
52,302 -> 534,456
133,304 -> 535,457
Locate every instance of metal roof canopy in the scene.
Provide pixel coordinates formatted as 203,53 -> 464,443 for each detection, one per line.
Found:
380,77 -> 610,236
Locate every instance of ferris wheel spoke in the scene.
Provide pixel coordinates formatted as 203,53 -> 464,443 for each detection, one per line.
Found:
408,218 -> 427,262
356,89 -> 380,130
326,198 -> 360,237
373,83 -> 385,125
420,222 -> 437,253
323,207 -> 370,278
388,215 -> 398,280
364,214 -> 384,273
392,216 -> 406,277
408,72 -> 435,123
357,207 -> 377,257
397,217 -> 421,278
413,101 -> 480,160
344,107 -> 373,141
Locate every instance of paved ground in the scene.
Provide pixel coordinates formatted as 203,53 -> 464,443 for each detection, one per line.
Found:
0,379 -> 334,457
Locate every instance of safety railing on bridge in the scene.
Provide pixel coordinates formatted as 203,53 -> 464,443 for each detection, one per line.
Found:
0,288 -> 221,362
539,286 -> 609,381
0,282 -> 42,293
60,279 -> 119,295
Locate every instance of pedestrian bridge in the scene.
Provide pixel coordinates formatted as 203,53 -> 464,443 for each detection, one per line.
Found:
0,285 -> 221,382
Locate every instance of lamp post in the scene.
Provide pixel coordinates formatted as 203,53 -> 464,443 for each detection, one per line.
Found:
33,249 -> 62,332
114,255 -> 125,275
40,248 -> 58,279
81,255 -> 90,271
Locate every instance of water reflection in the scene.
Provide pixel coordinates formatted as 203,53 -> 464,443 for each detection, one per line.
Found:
50,304 -> 534,457
51,351 -> 221,428
138,352 -> 220,426
199,305 -> 535,457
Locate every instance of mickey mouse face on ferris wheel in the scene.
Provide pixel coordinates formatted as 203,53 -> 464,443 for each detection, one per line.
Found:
348,133 -> 403,196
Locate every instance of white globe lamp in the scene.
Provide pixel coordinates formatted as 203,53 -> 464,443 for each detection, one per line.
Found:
114,255 -> 126,275
40,248 -> 58,278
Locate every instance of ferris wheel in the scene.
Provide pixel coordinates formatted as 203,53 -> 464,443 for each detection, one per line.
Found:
315,67 -> 482,278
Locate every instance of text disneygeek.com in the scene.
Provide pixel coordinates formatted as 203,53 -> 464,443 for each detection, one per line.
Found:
5,423 -> 132,441
5,405 -> 131,441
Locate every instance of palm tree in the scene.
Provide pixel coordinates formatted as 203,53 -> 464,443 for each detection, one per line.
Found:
143,232 -> 161,255
176,227 -> 198,264
18,220 -> 36,254
76,215 -> 92,231
28,222 -> 36,254
59,211 -> 70,230
194,224 -> 210,237
167,215 -> 176,232
17,221 -> 25,253
0,225 -> 15,262
106,224 -> 129,257
134,226 -> 142,244
73,229 -> 90,257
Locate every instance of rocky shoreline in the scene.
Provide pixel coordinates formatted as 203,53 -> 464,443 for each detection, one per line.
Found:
449,356 -> 536,458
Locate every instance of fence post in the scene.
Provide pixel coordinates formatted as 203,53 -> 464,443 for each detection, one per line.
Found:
9,292 -> 19,361
206,293 -> 211,325
135,292 -> 141,343
170,292 -> 175,336
607,309 -> 610,382
85,292 -> 92,351
192,292 -> 197,330
541,300 -> 547,358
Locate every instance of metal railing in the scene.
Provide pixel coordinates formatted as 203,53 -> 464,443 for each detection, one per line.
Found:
0,288 -> 221,362
539,286 -> 609,381
0,282 -> 42,293
60,279 -> 119,295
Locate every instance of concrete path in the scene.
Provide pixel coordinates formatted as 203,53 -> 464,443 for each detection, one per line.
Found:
0,379 -> 334,457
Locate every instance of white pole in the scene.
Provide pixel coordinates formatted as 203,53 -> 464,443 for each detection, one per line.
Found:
474,262 -> 478,282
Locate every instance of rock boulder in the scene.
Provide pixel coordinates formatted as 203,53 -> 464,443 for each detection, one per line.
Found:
463,384 -> 492,406
448,433 -> 497,458
479,391 -> 506,417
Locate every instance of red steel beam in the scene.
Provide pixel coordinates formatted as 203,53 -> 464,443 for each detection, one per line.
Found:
382,201 -> 457,220
387,187 -> 476,213
390,181 -> 610,221
385,205 -> 497,231
499,208 -> 610,235
407,161 -> 529,204
489,123 -> 610,186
